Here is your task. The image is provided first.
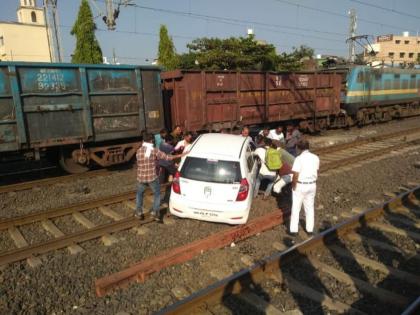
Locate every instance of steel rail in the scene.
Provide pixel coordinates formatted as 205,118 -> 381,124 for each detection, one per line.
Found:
0,191 -> 136,230
313,126 -> 420,155
0,216 -> 153,266
156,187 -> 420,315
320,138 -> 420,172
0,168 -> 111,194
0,183 -> 171,230
402,296 -> 420,315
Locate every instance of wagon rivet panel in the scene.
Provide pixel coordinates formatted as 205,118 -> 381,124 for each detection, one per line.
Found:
162,70 -> 342,132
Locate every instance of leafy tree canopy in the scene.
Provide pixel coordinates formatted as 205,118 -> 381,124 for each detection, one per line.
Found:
157,25 -> 178,70
180,35 -> 278,71
176,35 -> 314,71
71,0 -> 103,64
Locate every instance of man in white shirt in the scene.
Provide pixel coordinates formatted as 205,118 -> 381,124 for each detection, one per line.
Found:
268,126 -> 285,147
253,137 -> 277,199
174,132 -> 193,153
289,139 -> 320,235
258,127 -> 270,138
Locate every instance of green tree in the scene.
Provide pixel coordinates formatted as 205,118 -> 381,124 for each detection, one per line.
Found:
277,52 -> 301,71
177,35 -> 315,71
71,0 -> 103,64
291,45 -> 314,60
158,25 -> 178,70
179,35 -> 279,71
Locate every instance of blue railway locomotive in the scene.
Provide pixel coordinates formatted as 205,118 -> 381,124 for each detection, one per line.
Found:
341,66 -> 420,125
0,62 -> 163,173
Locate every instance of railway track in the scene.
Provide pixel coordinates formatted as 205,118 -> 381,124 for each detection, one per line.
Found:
1,126 -> 420,195
1,126 -> 420,268
157,187 -> 420,315
0,168 -> 114,194
314,126 -> 420,172
0,185 -> 170,267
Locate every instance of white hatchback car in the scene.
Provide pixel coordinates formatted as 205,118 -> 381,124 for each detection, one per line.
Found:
169,133 -> 258,225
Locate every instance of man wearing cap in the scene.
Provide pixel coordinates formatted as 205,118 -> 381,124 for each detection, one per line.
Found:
289,139 -> 319,236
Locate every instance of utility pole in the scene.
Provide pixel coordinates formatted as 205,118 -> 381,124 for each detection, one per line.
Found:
112,48 -> 117,64
91,0 -> 134,31
348,9 -> 357,63
44,0 -> 63,62
104,0 -> 116,30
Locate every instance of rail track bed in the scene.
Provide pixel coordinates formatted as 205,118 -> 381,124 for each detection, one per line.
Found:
1,126 -> 420,268
0,165 -> 133,195
314,126 -> 420,172
2,130 -> 419,268
158,187 -> 420,315
0,122 -> 419,314
0,186 -> 172,267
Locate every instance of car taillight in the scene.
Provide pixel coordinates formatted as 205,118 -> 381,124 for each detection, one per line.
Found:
236,178 -> 249,201
172,171 -> 181,194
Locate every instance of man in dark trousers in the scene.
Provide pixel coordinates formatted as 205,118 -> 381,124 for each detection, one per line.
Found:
285,124 -> 302,157
135,134 -> 186,222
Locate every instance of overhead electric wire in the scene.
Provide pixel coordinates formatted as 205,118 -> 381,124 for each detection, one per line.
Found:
347,0 -> 420,21
274,0 -> 418,33
59,24 -> 347,54
131,4 -> 346,37
94,0 -> 347,37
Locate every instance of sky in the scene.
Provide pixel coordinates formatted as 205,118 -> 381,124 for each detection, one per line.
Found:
0,0 -> 419,65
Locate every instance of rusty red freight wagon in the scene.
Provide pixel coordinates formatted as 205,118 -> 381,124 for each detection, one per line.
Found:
161,70 -> 342,132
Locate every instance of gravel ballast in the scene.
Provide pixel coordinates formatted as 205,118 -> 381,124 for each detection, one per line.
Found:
0,119 -> 419,314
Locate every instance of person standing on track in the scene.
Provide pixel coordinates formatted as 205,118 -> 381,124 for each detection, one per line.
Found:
289,139 -> 319,236
241,126 -> 256,149
285,124 -> 302,157
135,134 -> 187,222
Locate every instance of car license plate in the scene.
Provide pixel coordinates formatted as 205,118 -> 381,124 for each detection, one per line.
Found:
193,210 -> 218,217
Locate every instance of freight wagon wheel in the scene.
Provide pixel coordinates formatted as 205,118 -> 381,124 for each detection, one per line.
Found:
59,148 -> 90,174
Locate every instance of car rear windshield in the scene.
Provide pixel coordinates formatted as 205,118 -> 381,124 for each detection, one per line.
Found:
180,157 -> 241,184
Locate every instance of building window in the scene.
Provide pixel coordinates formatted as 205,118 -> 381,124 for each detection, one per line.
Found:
31,11 -> 37,23
400,52 -> 405,58
24,0 -> 27,5
395,40 -> 401,44
388,52 -> 394,58
409,53 -> 414,58
404,40 -> 410,44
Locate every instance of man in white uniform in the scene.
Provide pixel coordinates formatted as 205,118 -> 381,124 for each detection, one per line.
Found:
289,139 -> 319,235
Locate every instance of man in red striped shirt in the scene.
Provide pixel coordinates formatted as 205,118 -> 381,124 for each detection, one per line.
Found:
135,134 -> 187,222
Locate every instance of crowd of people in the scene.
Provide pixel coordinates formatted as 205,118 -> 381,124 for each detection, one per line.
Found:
135,123 -> 319,238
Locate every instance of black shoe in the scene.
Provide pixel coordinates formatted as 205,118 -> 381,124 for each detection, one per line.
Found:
284,237 -> 296,247
134,213 -> 145,221
287,231 -> 298,237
